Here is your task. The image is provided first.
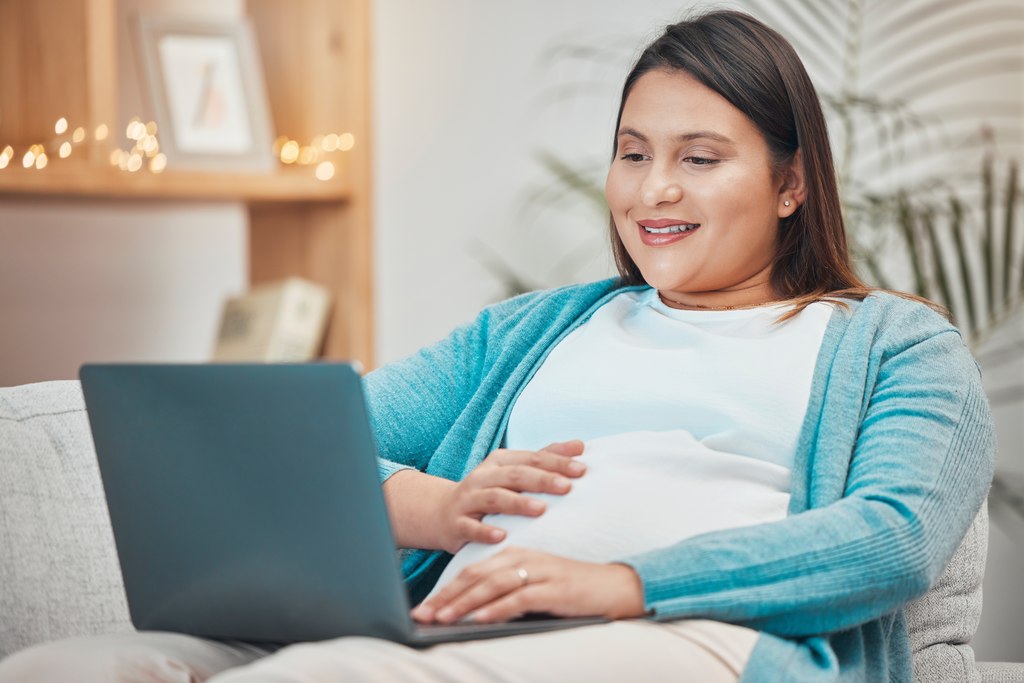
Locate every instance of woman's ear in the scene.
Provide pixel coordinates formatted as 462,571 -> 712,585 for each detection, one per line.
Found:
778,149 -> 806,218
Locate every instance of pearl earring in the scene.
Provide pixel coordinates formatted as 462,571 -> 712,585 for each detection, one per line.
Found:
784,200 -> 792,207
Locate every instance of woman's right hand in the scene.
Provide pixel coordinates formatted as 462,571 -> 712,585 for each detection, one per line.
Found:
434,440 -> 586,554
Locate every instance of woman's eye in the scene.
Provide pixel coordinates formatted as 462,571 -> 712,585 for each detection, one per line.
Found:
620,153 -> 648,162
684,156 -> 717,166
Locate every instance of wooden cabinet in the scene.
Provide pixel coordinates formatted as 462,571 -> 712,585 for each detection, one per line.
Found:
0,0 -> 374,368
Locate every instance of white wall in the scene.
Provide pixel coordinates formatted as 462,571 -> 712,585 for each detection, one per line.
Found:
0,200 -> 246,386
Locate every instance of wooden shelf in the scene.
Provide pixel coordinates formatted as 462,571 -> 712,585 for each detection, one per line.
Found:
0,163 -> 350,203
0,0 -> 375,368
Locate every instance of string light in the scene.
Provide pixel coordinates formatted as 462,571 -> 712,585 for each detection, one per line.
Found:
0,115 -> 354,181
298,146 -> 317,165
149,153 -> 167,174
273,131 -> 354,180
280,140 -> 300,164
315,161 -> 335,181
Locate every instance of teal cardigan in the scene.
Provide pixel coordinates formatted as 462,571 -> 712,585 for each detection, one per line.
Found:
364,278 -> 996,682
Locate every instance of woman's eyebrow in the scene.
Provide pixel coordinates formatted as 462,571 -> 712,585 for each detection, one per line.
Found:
617,127 -> 733,144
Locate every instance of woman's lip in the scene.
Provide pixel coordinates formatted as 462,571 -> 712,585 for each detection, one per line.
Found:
636,223 -> 701,246
637,218 -> 699,229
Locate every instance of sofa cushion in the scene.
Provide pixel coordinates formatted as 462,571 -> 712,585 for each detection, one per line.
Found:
0,380 -> 133,659
904,503 -> 988,682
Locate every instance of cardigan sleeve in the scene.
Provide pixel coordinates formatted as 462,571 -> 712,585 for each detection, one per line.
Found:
362,291 -> 546,482
363,318 -> 486,482
618,324 -> 996,637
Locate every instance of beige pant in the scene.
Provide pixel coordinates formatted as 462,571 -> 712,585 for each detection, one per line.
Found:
0,619 -> 757,683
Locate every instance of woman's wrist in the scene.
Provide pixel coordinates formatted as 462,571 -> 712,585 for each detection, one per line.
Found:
605,562 -> 648,619
382,468 -> 456,550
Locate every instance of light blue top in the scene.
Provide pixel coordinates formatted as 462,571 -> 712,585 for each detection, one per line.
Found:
363,278 -> 996,682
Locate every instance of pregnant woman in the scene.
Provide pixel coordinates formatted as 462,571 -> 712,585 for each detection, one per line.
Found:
0,8 -> 995,683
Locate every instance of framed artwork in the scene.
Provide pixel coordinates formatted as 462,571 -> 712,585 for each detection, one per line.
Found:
134,15 -> 275,172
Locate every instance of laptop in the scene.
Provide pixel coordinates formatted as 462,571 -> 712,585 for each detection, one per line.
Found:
79,363 -> 604,647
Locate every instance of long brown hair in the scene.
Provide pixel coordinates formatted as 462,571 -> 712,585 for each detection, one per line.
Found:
609,10 -> 943,318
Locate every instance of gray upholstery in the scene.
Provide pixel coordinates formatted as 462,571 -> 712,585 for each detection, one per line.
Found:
905,505 -> 988,682
980,663 -> 1024,683
0,379 -> 1021,681
0,381 -> 132,658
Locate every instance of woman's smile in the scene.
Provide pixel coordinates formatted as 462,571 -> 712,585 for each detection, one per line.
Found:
636,218 -> 702,246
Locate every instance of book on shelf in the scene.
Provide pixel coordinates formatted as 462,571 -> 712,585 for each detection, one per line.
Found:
212,277 -> 330,362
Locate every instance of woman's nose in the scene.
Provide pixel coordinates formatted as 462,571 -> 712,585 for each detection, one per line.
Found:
640,168 -> 683,206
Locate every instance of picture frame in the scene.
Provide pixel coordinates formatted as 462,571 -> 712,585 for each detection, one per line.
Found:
133,15 -> 276,173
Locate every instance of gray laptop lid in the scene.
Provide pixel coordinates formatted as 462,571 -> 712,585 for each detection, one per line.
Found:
81,363 -> 413,644
81,363 -> 606,646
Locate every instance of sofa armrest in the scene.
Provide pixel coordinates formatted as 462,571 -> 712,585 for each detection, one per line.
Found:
979,662 -> 1024,683
0,380 -> 133,659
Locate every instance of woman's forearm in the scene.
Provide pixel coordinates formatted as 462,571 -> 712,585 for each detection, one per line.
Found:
382,468 -> 456,550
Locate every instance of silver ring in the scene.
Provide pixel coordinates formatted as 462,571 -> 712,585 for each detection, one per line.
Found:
515,566 -> 529,587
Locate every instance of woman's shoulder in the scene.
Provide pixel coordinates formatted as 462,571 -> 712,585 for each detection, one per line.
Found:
847,290 -> 956,329
837,290 -> 970,358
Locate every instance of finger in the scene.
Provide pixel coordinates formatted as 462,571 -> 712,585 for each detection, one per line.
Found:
467,487 -> 547,518
414,561 -> 490,622
434,566 -> 529,624
474,465 -> 574,495
415,548 -> 527,622
455,515 -> 507,545
495,449 -> 587,478
542,440 -> 585,457
470,585 -> 553,624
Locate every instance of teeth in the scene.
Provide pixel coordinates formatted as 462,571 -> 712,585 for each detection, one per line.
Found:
643,224 -> 699,234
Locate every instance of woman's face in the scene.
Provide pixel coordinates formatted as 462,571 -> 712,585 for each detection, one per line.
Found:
605,68 -> 798,307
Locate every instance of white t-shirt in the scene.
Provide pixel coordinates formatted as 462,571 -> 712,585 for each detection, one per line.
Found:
427,289 -> 833,597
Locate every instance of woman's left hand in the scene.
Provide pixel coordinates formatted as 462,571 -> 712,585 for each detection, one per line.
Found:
410,546 -> 648,625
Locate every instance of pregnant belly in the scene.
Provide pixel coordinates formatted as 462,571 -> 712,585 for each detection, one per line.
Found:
428,430 -> 791,598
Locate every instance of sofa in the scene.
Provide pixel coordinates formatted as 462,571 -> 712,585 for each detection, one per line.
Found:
1,379 -> 1023,681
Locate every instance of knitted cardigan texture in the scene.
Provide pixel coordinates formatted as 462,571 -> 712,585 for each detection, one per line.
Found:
363,279 -> 996,682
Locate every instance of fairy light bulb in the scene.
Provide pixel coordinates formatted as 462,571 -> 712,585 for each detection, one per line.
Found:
315,161 -> 335,181
280,140 -> 300,164
126,120 -> 146,141
298,146 -> 317,165
149,153 -> 167,173
59,142 -> 72,158
337,133 -> 355,151
55,118 -> 68,135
